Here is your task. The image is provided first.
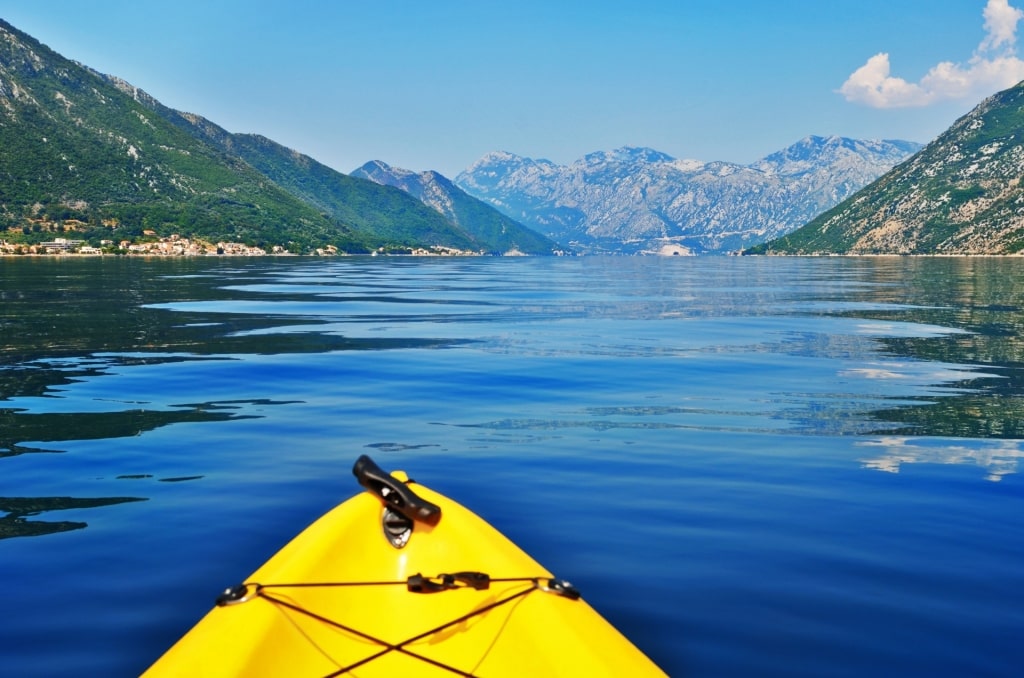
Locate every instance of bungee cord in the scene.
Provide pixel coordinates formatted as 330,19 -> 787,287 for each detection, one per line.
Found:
215,572 -> 580,677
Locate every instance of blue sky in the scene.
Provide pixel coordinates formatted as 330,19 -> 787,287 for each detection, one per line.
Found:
4,1 -> 1024,176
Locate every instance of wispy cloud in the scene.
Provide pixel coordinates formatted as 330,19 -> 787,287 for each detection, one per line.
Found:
839,0 -> 1024,108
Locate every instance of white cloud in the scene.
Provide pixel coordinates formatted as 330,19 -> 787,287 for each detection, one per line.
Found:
839,0 -> 1024,108
982,0 -> 1024,51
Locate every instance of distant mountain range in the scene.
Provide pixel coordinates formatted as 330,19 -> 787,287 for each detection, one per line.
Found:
351,160 -> 561,254
454,138 -> 922,254
748,81 -> 1024,255
0,19 -> 553,254
8,16 -> 1024,257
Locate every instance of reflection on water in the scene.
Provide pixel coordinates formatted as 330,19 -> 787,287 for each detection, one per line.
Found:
825,258 -> 1024,447
3,256 -> 1024,676
858,436 -> 1024,482
5,256 -> 1024,482
0,496 -> 146,539
0,400 -> 284,457
0,257 -> 462,365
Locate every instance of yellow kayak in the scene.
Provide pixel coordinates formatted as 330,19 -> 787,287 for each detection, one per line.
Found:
144,456 -> 666,676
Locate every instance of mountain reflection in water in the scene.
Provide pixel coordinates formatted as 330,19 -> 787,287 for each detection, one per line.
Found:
0,496 -> 146,539
3,256 -> 1024,676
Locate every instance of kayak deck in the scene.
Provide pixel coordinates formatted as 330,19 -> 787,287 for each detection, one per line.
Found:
144,457 -> 666,676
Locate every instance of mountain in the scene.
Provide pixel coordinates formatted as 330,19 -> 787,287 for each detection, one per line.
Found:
98,76 -> 510,253
456,138 -> 922,254
0,19 -> 371,252
0,19 -> 517,254
351,160 -> 562,254
747,82 -> 1024,255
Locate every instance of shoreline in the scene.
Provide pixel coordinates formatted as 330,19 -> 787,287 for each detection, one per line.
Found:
5,251 -> 1024,259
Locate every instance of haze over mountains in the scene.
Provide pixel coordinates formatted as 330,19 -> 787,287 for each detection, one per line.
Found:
454,139 -> 922,254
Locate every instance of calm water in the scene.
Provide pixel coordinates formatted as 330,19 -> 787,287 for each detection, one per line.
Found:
2,255 -> 1023,676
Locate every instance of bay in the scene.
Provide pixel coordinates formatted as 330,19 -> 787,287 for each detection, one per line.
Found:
1,255 -> 1023,676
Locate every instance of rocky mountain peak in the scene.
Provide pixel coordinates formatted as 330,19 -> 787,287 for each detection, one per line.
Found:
350,160 -> 560,254
751,81 -> 1024,254
354,159 -> 417,184
456,137 -> 922,254
581,146 -> 676,166
752,135 -> 922,177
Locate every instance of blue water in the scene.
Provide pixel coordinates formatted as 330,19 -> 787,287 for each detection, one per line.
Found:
2,256 -> 1023,676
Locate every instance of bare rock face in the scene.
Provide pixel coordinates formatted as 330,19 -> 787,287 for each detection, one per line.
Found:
754,81 -> 1024,255
351,160 -> 562,255
456,138 -> 921,254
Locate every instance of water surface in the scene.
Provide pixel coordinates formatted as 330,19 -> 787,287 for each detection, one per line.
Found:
1,256 -> 1023,676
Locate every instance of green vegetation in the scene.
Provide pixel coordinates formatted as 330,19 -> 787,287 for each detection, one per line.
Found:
350,162 -> 560,254
0,20 -> 361,252
748,81 -> 1024,255
0,19 -> 552,255
195,132 -> 485,251
441,176 -> 558,253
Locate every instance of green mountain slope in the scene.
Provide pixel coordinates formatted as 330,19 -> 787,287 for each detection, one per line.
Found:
352,160 -> 562,254
98,78 -> 489,252
0,19 -> 369,252
749,81 -> 1024,255
221,134 -> 482,251
1,19 -> 532,254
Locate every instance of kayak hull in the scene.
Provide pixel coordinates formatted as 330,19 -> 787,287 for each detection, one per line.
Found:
144,470 -> 666,676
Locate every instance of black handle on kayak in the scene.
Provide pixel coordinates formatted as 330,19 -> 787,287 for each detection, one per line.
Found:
352,455 -> 442,526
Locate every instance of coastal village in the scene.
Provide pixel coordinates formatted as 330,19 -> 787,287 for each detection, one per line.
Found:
1,234 -> 291,256
0,233 -> 488,257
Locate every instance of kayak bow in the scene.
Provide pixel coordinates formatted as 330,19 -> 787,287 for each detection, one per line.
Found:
144,455 -> 666,676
